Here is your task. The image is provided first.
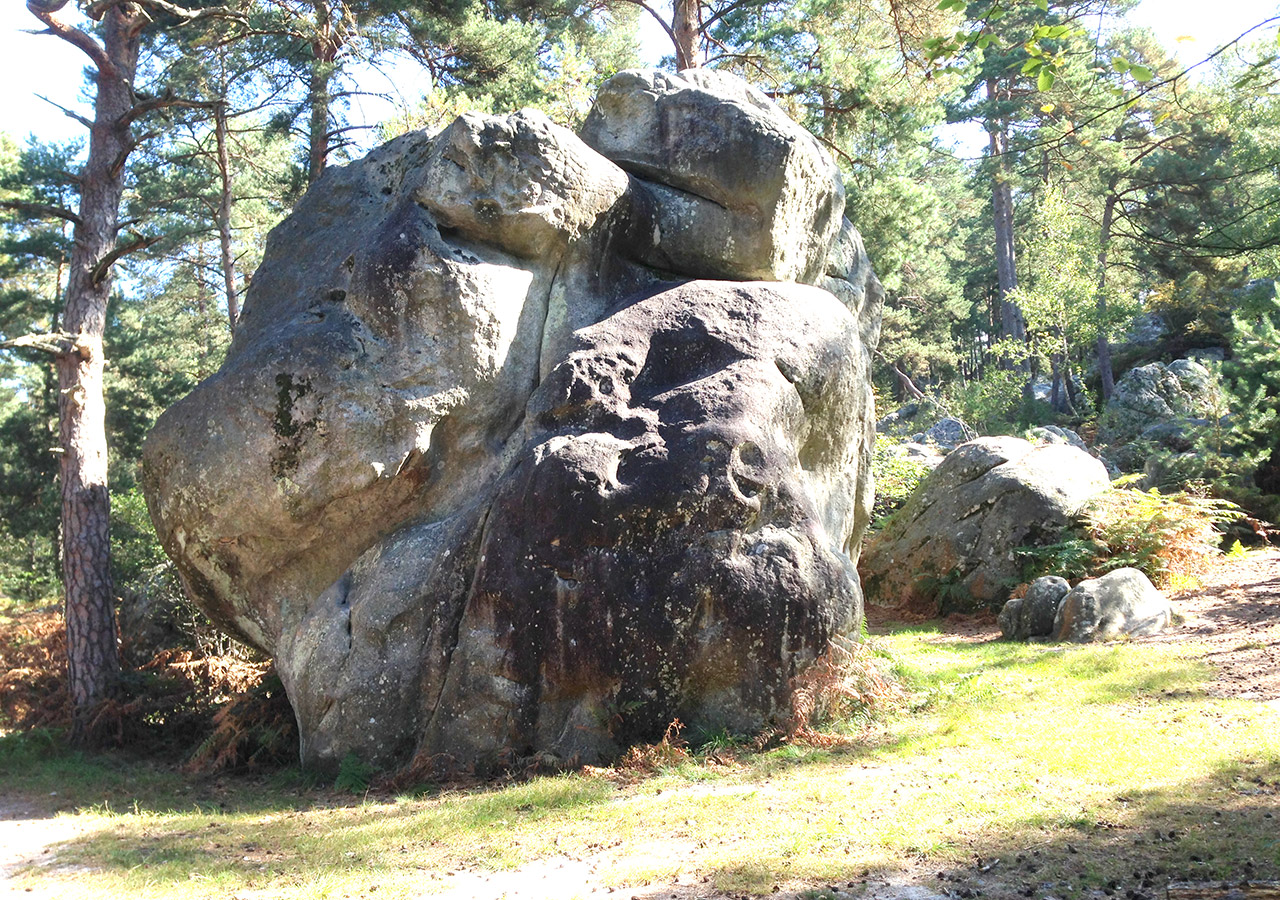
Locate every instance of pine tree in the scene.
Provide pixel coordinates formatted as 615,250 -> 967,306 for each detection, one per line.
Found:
8,0 -> 246,736
1224,287 -> 1280,504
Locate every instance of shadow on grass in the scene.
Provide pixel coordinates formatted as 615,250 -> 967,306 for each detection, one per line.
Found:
1,634 -> 1272,899
841,754 -> 1280,900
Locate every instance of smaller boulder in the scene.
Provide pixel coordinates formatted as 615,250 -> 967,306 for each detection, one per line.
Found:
1028,425 -> 1088,453
912,416 -> 976,451
1000,576 -> 1071,640
1122,313 -> 1168,346
895,441 -> 946,469
1099,359 -> 1221,469
876,398 -> 945,438
1138,420 -> 1210,454
1052,568 -> 1172,643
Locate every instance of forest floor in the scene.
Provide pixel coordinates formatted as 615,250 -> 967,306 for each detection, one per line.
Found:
891,547 -> 1280,705
1,549 -> 1278,900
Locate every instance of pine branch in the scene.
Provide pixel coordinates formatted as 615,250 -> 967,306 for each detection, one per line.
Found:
35,94 -> 93,130
0,199 -> 83,226
26,1 -> 116,79
90,233 -> 164,285
86,0 -> 248,24
1,331 -> 77,357
120,95 -> 218,128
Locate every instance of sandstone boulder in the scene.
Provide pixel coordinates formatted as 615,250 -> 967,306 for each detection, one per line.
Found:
998,575 -> 1070,641
1099,359 -> 1221,469
1053,568 -> 1172,642
913,416 -> 976,451
876,398 -> 945,438
1028,425 -> 1089,453
143,70 -> 881,772
580,68 -> 844,284
859,437 -> 1110,612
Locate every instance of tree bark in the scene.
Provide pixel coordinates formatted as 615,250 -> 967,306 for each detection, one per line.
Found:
214,102 -> 239,330
672,0 -> 699,70
987,78 -> 1026,368
1095,191 -> 1118,401
307,0 -> 338,184
33,1 -> 146,733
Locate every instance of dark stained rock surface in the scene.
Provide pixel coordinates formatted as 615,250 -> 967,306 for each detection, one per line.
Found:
142,70 -> 883,772
999,575 -> 1070,641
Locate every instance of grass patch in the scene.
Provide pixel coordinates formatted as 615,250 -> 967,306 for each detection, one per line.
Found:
5,628 -> 1278,899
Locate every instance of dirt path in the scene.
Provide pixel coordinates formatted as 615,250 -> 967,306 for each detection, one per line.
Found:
1162,548 -> 1280,703
0,797 -> 95,896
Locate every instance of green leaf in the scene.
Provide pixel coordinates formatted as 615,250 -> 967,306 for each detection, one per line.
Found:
1112,57 -> 1130,73
1036,0 -> 1048,9
1130,64 -> 1153,82
1038,67 -> 1055,91
1021,57 -> 1042,73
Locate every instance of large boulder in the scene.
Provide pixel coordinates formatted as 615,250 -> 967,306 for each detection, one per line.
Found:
1053,568 -> 1172,642
1099,359 -> 1221,469
142,71 -> 883,772
859,437 -> 1110,612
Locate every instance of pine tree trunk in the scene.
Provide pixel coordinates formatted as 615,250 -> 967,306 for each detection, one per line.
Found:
1095,192 -> 1118,401
986,79 -> 1026,368
46,4 -> 144,734
672,0 -> 699,70
214,102 -> 240,330
307,0 -> 336,184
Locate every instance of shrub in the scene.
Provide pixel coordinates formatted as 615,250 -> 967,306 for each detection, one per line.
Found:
1019,485 -> 1239,590
334,752 -> 376,793
186,670 -> 297,773
787,636 -> 904,744
870,442 -> 931,527
616,719 -> 690,772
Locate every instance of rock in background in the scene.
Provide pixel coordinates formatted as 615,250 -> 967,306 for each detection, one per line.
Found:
859,437 -> 1110,612
1099,359 -> 1222,471
142,70 -> 884,772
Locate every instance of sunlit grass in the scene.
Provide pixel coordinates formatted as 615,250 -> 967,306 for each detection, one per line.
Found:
6,627 -> 1279,899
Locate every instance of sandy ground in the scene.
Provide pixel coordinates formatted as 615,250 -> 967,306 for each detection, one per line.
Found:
0,797 -> 96,897
2,550 -> 1277,900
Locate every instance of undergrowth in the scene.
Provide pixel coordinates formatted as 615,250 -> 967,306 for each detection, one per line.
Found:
0,603 -> 294,770
788,635 -> 905,742
1020,484 -> 1239,589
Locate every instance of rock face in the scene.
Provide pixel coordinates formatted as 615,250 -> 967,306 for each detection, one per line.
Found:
859,437 -> 1110,612
142,70 -> 884,772
1053,568 -> 1172,642
1099,359 -> 1221,469
999,575 -> 1070,641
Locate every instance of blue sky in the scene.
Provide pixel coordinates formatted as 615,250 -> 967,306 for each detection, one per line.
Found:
1,0 -> 1277,148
